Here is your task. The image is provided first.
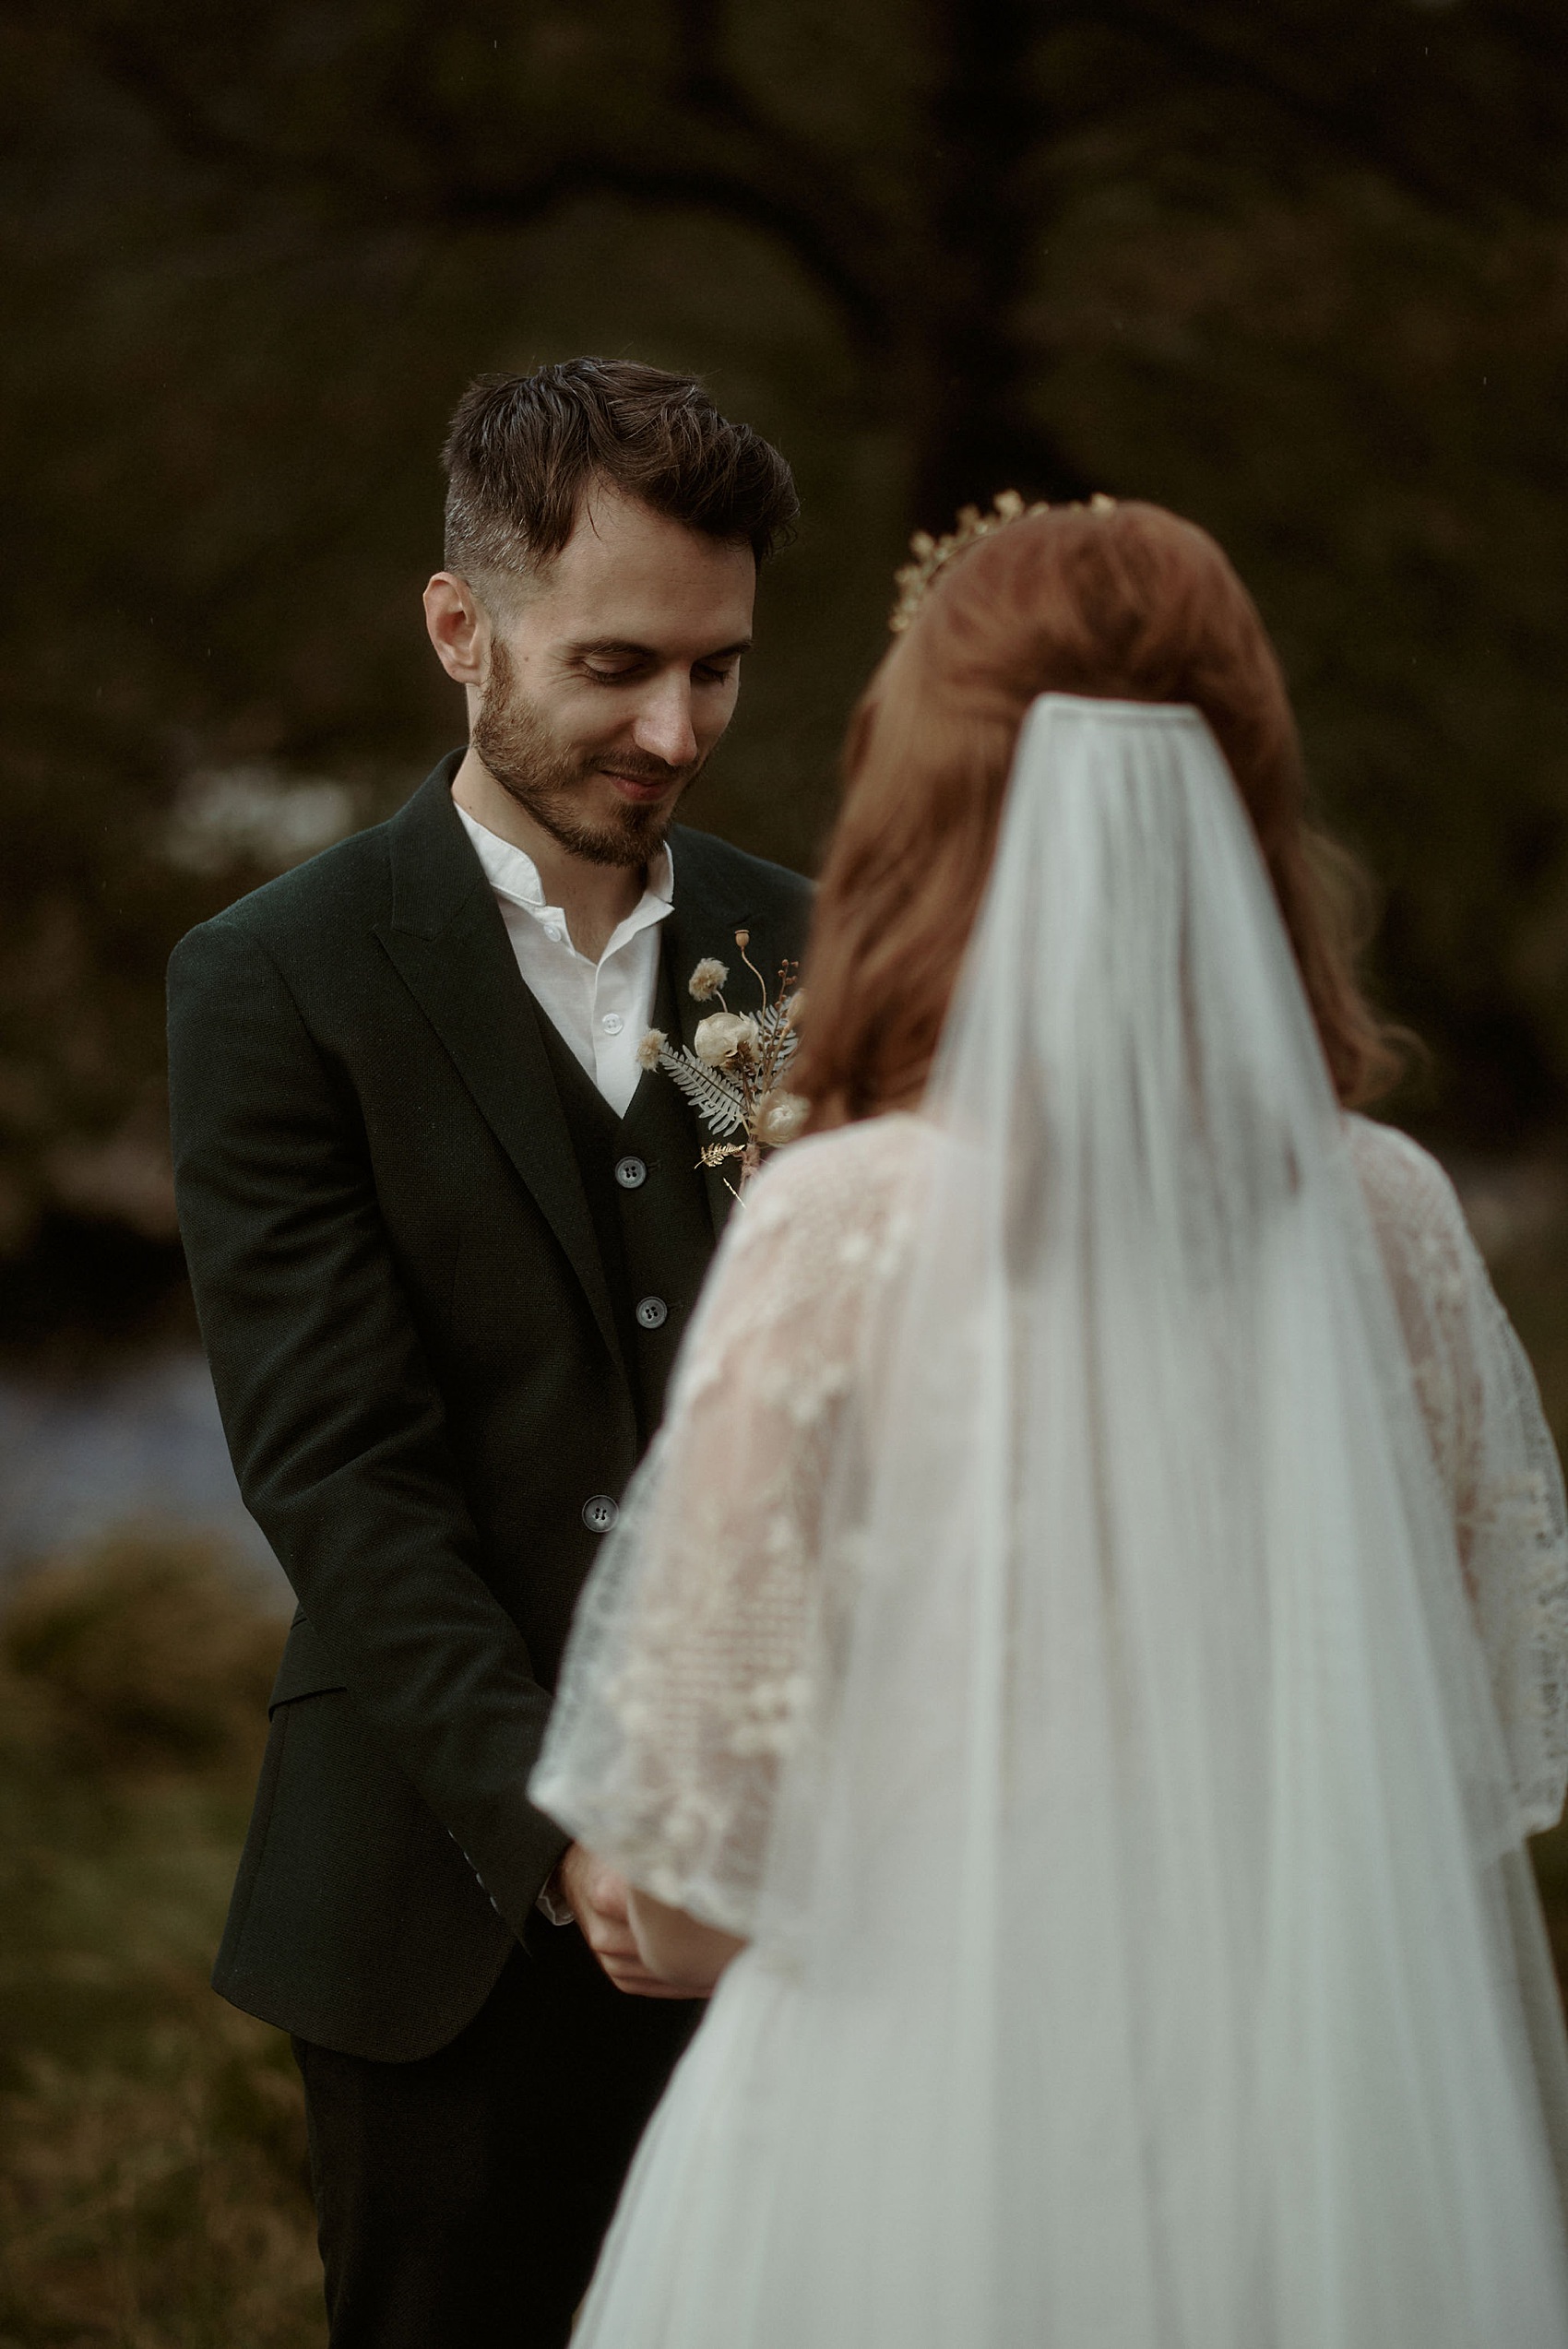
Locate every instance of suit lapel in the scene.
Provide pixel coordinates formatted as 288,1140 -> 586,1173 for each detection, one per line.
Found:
374,761 -> 625,1378
663,825 -> 797,1243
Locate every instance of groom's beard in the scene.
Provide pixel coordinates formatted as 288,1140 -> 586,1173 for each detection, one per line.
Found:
471,637 -> 701,870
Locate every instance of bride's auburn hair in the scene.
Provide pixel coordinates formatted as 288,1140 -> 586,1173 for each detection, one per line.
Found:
792,499 -> 1403,1127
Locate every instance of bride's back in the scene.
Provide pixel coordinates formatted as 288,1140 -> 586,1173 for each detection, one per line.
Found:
537,501 -> 1568,2348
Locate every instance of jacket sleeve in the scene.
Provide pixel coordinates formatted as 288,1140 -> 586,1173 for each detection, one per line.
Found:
168,914 -> 567,1931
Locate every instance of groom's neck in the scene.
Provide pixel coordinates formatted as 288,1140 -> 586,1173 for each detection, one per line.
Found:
451,748 -> 651,964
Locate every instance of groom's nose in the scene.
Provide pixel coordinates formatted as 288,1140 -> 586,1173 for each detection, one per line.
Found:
630,674 -> 700,769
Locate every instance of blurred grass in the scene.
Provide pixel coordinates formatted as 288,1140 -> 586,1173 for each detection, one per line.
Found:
0,1530 -> 322,2348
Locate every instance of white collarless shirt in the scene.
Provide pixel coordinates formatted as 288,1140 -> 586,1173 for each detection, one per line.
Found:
454,801 -> 674,1120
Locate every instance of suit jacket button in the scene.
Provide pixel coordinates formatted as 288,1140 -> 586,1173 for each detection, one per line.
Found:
583,1493 -> 620,1534
615,1156 -> 647,1190
636,1296 -> 668,1331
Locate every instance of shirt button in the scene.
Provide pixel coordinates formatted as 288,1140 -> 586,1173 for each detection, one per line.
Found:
544,925 -> 563,944
600,1012 -> 624,1035
636,1296 -> 668,1331
614,1156 -> 647,1190
582,1493 -> 620,1534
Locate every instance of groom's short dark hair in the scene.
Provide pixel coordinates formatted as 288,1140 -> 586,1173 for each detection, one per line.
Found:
441,360 -> 798,602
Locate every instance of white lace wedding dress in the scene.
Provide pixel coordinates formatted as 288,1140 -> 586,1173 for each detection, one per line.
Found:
533,699 -> 1568,2346
537,1113 -> 1568,2348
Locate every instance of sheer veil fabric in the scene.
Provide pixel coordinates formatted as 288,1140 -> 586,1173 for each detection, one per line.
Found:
533,696 -> 1568,2345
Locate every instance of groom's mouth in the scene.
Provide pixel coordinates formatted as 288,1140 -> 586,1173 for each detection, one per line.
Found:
600,767 -> 686,806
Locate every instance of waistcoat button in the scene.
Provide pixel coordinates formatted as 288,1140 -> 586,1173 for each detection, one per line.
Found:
614,1155 -> 647,1190
582,1493 -> 620,1534
636,1296 -> 669,1331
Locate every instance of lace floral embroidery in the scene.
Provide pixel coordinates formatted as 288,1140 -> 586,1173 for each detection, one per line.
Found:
536,1112 -> 1568,1936
1348,1116 -> 1568,1833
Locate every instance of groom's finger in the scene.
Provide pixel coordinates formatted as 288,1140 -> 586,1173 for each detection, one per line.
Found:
576,1904 -> 707,1997
559,1852 -> 704,1994
585,1870 -> 631,1924
579,1904 -> 641,1963
600,1959 -> 709,1999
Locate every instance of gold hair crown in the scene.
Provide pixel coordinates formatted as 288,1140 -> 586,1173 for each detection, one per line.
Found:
888,489 -> 1119,634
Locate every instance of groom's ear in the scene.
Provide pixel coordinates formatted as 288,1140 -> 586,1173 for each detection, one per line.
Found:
423,572 -> 490,688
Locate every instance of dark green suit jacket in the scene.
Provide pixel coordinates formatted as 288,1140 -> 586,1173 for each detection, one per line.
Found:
167,753 -> 812,2060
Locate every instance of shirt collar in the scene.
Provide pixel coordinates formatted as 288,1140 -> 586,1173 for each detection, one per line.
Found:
455,801 -> 675,924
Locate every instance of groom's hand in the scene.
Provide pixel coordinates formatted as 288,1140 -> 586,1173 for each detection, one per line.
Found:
555,1845 -> 707,1999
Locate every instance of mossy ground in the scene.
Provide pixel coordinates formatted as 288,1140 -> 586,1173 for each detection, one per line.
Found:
0,1533 -> 322,2348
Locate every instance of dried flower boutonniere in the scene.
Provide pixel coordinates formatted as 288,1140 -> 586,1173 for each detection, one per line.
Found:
638,930 -> 808,1195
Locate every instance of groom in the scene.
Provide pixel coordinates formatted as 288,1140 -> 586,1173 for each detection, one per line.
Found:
167,360 -> 810,2346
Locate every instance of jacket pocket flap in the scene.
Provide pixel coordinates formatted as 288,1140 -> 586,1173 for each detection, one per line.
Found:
269,1616 -> 349,1713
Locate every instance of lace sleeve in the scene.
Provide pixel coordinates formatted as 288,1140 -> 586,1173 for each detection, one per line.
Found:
1348,1115 -> 1568,1833
529,1119 -> 921,1935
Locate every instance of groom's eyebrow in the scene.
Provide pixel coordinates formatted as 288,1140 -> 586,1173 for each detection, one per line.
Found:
565,636 -> 754,662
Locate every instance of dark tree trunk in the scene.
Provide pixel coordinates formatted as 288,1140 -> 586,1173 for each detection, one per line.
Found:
89,0 -> 1099,537
901,0 -> 1094,529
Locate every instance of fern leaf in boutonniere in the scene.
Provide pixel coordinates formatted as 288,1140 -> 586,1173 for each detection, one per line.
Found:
656,1050 -> 747,1137
639,931 -> 808,1196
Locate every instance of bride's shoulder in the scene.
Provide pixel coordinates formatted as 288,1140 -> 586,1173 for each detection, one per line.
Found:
737,1113 -> 930,1253
750,1110 -> 927,1205
700,1117 -> 928,1346
1343,1112 -> 1469,1256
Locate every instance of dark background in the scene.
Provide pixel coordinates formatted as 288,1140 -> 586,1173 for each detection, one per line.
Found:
6,6 -> 1568,2341
6,0 -> 1568,1346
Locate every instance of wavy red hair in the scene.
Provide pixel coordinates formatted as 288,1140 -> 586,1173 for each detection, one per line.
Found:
791,500 -> 1401,1127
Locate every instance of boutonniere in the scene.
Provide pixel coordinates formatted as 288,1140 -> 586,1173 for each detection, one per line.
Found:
638,929 -> 808,1193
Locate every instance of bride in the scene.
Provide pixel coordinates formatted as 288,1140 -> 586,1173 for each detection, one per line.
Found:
531,496 -> 1568,2344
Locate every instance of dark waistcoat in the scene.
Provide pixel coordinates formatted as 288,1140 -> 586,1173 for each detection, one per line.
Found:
535,953 -> 716,1454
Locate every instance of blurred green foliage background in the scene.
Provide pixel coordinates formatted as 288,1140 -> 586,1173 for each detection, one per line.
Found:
6,0 -> 1568,1285
6,0 -> 1568,2339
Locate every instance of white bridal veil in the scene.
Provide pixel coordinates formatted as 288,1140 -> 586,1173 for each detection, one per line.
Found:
535,696 -> 1568,2346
